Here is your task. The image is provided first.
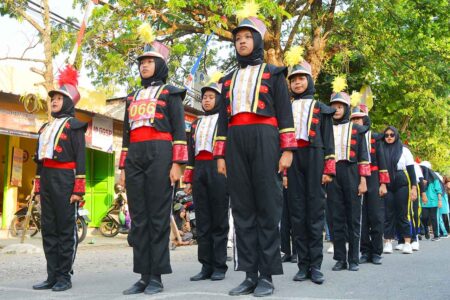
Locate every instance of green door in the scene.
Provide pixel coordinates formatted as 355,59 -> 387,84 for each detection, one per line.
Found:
84,149 -> 115,227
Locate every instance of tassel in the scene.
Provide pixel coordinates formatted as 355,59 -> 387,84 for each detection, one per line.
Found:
58,64 -> 79,87
236,1 -> 260,21
284,46 -> 304,67
332,75 -> 347,93
137,23 -> 155,44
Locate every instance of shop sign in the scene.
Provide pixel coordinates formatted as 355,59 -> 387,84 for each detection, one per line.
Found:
86,116 -> 113,153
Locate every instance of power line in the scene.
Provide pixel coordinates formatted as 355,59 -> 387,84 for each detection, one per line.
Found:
25,0 -> 80,30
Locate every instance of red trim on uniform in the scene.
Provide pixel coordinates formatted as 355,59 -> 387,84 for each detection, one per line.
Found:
127,96 -> 134,101
351,139 -> 357,145
60,133 -> 68,140
296,139 -> 311,148
226,91 -> 230,98
280,132 -> 297,149
183,168 -> 194,183
35,178 -> 41,193
213,140 -> 226,157
229,113 -> 278,127
130,126 -> 173,143
352,129 -> 357,134
350,150 -> 356,157
119,151 -> 127,169
73,178 -> 86,194
324,159 -> 336,176
173,144 -> 188,162
224,80 -> 231,87
155,112 -> 164,119
379,171 -> 390,184
313,107 -> 320,114
358,164 -> 371,176
309,130 -> 316,137
370,147 -> 376,154
65,122 -> 71,129
227,105 -> 231,114
157,100 -> 166,107
55,145 -> 63,153
259,85 -> 269,93
257,100 -> 266,109
195,150 -> 214,160
43,159 -> 76,169
311,117 -> 319,124
371,138 -> 375,143
161,89 -> 169,95
370,165 -> 379,171
262,72 -> 271,79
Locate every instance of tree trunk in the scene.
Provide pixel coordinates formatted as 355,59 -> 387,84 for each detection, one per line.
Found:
42,0 -> 54,121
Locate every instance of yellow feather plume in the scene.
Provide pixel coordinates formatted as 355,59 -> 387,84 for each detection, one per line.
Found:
332,75 -> 347,93
284,46 -> 304,67
208,71 -> 224,84
137,23 -> 155,44
236,1 -> 260,21
360,84 -> 374,111
350,91 -> 362,108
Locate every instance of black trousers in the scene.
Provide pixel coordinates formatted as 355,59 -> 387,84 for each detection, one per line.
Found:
226,124 -> 283,275
360,171 -> 384,256
280,188 -> 297,257
327,161 -> 361,265
40,167 -> 78,283
384,171 -> 411,239
192,159 -> 229,273
287,147 -> 325,270
421,207 -> 438,237
325,194 -> 334,242
125,140 -> 172,275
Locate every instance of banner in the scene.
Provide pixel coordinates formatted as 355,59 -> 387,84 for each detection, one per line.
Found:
10,147 -> 24,187
184,34 -> 213,91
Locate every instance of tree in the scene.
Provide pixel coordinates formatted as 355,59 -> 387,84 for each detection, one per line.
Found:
0,0 -> 79,119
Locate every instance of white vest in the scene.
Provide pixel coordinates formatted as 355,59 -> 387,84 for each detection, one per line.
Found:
194,114 -> 219,155
292,99 -> 315,141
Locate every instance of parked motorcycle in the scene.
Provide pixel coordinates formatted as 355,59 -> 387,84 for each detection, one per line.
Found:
10,194 -> 90,244
99,184 -> 130,237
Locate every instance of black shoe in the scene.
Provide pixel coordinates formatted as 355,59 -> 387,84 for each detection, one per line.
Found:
253,278 -> 274,297
425,232 -> 430,240
52,281 -> 72,292
372,255 -> 382,265
281,254 -> 291,263
144,279 -> 164,295
348,263 -> 359,271
310,268 -> 325,285
123,280 -> 147,295
210,271 -> 225,281
190,271 -> 212,281
228,277 -> 257,296
293,269 -> 309,281
332,261 -> 347,271
359,254 -> 371,264
291,255 -> 298,264
32,280 -> 56,290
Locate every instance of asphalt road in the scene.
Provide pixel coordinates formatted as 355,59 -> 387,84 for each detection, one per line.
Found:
0,235 -> 449,299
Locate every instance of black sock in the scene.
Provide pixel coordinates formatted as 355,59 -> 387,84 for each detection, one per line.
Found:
246,272 -> 258,282
260,274 -> 272,282
150,274 -> 162,283
141,274 -> 150,284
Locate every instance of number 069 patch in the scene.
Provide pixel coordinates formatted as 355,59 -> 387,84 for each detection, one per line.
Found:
128,99 -> 158,123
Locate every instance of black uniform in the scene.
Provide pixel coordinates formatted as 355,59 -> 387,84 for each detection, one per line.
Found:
287,95 -> 336,273
35,115 -> 87,284
360,131 -> 390,258
120,83 -> 187,276
280,187 -> 297,259
184,100 -> 229,276
327,116 -> 371,267
214,64 -> 296,276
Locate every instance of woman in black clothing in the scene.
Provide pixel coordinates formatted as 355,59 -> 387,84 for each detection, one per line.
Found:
381,126 -> 417,254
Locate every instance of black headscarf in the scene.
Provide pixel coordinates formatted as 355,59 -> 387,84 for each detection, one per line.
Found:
201,88 -> 222,116
233,28 -> 264,68
51,94 -> 75,118
139,57 -> 168,87
381,126 -> 403,184
332,102 -> 350,125
291,74 -> 315,99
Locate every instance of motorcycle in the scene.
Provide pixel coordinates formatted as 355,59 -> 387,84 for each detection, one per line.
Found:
173,190 -> 196,239
10,194 -> 90,244
99,184 -> 130,237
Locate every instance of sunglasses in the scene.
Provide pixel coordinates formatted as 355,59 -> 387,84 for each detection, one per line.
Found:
385,133 -> 395,138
